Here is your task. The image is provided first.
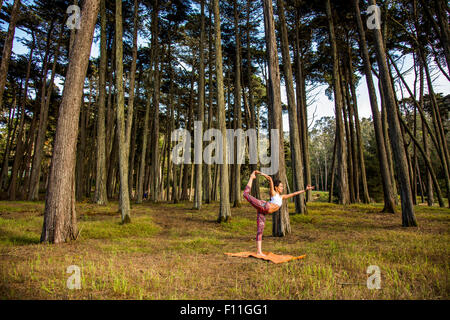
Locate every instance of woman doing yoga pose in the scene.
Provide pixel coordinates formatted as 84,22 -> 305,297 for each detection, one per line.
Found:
243,170 -> 314,256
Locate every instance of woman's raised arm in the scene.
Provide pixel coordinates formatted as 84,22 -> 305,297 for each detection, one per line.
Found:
256,171 -> 275,197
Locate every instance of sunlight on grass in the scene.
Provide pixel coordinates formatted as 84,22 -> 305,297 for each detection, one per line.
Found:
0,199 -> 448,299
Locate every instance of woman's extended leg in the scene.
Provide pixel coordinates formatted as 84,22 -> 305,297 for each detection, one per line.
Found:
243,172 -> 270,214
243,185 -> 270,213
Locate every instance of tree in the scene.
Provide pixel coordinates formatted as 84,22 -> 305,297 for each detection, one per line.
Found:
353,0 -> 396,212
326,0 -> 350,205
41,0 -> 100,243
115,0 -> 131,223
0,0 -> 21,112
94,0 -> 108,205
126,0 -> 139,200
214,0 -> 231,223
150,0 -> 161,203
368,0 -> 417,227
232,0 -> 242,208
277,0 -> 306,214
29,20 -> 65,201
194,0 -> 205,210
262,0 -> 290,236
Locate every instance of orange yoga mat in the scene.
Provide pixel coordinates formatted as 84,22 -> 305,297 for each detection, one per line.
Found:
224,251 -> 306,264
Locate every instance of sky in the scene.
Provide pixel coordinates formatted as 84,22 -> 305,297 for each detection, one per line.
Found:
3,0 -> 450,131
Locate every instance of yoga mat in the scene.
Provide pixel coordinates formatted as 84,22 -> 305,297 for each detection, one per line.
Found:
224,251 -> 306,264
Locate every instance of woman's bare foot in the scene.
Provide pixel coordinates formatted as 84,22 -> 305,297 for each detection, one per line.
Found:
256,252 -> 266,257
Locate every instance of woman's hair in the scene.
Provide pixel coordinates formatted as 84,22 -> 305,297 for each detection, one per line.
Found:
273,179 -> 282,188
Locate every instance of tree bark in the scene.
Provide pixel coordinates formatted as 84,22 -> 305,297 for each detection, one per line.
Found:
94,0 -> 108,205
150,0 -> 160,202
29,20 -> 64,200
326,0 -> 350,205
194,0 -> 205,209
115,0 -> 131,223
294,9 -> 311,201
277,0 -> 306,214
205,6 -> 214,204
41,0 -> 100,243
0,0 -> 21,112
341,73 -> 355,203
232,0 -> 242,208
369,0 -> 416,226
263,0 -> 290,235
8,34 -> 35,200
346,43 -> 370,203
213,0 -> 231,222
353,0 -> 396,212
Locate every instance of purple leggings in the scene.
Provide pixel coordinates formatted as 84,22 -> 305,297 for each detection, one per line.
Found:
243,185 -> 270,241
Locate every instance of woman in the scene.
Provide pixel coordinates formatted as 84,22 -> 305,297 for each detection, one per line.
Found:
243,170 -> 314,256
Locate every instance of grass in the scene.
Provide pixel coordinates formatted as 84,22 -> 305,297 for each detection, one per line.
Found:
0,193 -> 448,300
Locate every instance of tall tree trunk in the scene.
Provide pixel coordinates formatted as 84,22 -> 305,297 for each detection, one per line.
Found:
346,43 -> 370,203
326,0 -> 350,205
369,0 -> 416,226
27,19 -> 55,198
95,0 -> 108,205
262,0 -> 290,235
115,0 -> 131,223
423,119 -> 434,206
232,0 -> 242,208
398,107 -> 445,207
8,35 -> 35,200
205,5 -> 214,204
0,96 -> 17,190
194,0 -> 205,209
137,84 -> 151,203
150,0 -> 160,202
353,0 -> 395,212
129,98 -> 138,200
420,63 -> 433,206
294,9 -> 311,201
213,0 -> 231,222
41,0 -> 99,243
20,107 -> 38,198
277,0 -> 306,213
29,21 -> 64,200
388,53 -> 447,207
344,71 -> 360,202
76,92 -> 87,200
172,101 -> 180,203
419,51 -> 450,207
341,74 -> 355,203
0,0 -> 21,112
328,135 -> 337,202
125,0 -> 139,200
379,78 -> 398,203
181,67 -> 195,201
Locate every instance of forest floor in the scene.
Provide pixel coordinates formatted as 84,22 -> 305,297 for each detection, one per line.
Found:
0,191 -> 448,299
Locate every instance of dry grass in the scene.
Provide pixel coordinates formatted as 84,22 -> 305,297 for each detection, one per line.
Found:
0,194 -> 448,300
